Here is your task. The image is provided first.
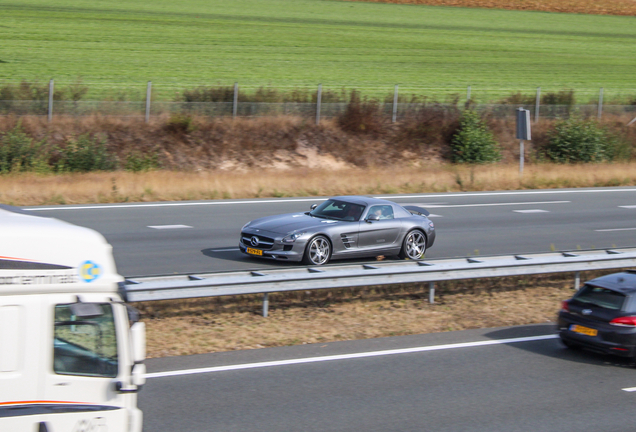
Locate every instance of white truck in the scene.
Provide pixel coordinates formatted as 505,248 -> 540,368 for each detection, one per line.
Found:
0,205 -> 145,432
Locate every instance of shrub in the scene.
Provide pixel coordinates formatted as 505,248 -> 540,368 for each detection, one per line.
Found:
337,90 -> 383,135
54,135 -> 116,172
125,151 -> 160,172
450,111 -> 501,163
545,118 -> 623,163
0,125 -> 44,173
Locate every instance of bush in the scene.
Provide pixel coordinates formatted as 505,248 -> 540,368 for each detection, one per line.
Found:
0,125 -> 44,173
450,111 -> 501,163
125,151 -> 160,172
337,90 -> 383,135
54,135 -> 116,172
545,118 -> 623,163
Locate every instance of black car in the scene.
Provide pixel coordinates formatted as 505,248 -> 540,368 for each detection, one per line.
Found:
558,271 -> 636,360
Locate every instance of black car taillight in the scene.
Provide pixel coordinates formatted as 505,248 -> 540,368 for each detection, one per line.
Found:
561,300 -> 570,313
609,316 -> 636,327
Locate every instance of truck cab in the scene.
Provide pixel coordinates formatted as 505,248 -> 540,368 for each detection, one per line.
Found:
0,206 -> 145,432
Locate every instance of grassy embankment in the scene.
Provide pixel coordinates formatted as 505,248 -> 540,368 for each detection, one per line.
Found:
1,0 -> 636,101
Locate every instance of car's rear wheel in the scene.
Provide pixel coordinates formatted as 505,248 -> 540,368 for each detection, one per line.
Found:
303,235 -> 331,265
399,230 -> 426,260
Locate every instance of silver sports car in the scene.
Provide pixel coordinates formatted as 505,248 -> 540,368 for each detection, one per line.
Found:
239,196 -> 436,265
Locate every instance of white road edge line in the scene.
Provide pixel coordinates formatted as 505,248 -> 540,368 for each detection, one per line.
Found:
145,334 -> 558,379
23,187 -> 636,211
513,209 -> 549,213
619,205 -> 636,209
426,201 -> 568,209
622,387 -> 636,392
595,228 -> 636,232
147,225 -> 193,230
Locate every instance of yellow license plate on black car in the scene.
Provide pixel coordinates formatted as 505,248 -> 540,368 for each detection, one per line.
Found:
571,325 -> 598,337
246,247 -> 263,256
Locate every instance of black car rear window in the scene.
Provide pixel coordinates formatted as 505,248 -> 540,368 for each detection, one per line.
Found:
572,284 -> 626,310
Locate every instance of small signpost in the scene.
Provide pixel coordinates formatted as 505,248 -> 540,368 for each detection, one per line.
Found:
516,108 -> 531,176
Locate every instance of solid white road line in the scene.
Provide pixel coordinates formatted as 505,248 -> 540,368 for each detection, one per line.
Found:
622,387 -> 636,392
427,214 -> 443,218
145,334 -> 558,379
23,188 -> 636,211
595,228 -> 636,232
147,225 -> 193,230
619,205 -> 636,209
425,201 -> 568,209
513,209 -> 549,213
211,248 -> 240,252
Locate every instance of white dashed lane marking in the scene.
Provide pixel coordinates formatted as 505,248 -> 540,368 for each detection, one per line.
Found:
595,227 -> 636,232
619,205 -> 636,209
147,225 -> 193,230
513,209 -> 549,213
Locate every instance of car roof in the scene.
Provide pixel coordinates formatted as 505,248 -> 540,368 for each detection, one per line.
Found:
586,271 -> 636,294
329,196 -> 396,207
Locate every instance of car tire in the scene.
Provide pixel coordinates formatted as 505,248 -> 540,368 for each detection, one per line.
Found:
302,235 -> 332,266
560,337 -> 579,350
399,229 -> 427,260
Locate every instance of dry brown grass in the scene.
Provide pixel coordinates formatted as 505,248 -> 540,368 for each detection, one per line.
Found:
136,273 -> 584,358
345,0 -> 636,16
1,162 -> 635,206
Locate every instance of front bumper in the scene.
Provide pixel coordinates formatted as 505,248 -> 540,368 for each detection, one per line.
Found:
239,232 -> 306,262
557,313 -> 636,358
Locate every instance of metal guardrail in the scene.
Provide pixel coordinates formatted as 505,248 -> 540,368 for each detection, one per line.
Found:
122,248 -> 636,316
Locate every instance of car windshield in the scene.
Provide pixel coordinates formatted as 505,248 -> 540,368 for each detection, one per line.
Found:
572,284 -> 626,310
310,200 -> 365,221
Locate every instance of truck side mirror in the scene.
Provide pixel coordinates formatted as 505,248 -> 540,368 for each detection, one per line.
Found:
131,363 -> 146,387
130,322 -> 146,363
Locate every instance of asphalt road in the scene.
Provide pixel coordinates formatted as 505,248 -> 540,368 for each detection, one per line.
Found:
140,324 -> 636,432
25,187 -> 636,276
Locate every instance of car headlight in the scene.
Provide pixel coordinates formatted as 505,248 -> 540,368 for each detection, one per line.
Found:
242,221 -> 252,230
282,232 -> 305,243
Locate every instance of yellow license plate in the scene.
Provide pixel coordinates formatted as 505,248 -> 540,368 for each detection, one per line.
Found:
246,247 -> 263,256
571,325 -> 597,337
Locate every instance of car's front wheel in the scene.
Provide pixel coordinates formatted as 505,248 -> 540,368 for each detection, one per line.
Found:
303,235 -> 332,265
399,230 -> 427,260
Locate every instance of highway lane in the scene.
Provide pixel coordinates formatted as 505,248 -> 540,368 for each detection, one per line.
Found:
140,324 -> 636,432
25,187 -> 636,276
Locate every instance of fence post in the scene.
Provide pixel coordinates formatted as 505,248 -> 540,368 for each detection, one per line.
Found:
48,79 -> 54,122
262,292 -> 269,317
534,87 -> 541,124
392,84 -> 399,123
316,84 -> 322,125
429,281 -> 435,304
232,82 -> 238,119
597,87 -> 604,120
574,271 -> 581,291
466,85 -> 471,103
145,81 -> 152,123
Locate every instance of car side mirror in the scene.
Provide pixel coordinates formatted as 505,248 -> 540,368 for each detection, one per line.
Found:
366,214 -> 379,222
310,204 -> 317,210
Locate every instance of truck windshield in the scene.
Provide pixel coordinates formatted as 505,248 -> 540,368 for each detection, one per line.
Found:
53,303 -> 118,378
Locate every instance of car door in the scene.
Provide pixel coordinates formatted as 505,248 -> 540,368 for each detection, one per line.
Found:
357,205 -> 402,250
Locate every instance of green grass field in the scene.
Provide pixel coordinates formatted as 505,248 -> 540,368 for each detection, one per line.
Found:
1,0 -> 636,100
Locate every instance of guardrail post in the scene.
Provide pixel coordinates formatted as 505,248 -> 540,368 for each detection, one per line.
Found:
597,88 -> 604,120
428,281 -> 435,304
466,85 -> 471,104
263,292 -> 269,317
574,271 -> 581,290
48,79 -> 54,122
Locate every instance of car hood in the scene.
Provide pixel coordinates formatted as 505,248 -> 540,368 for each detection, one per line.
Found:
244,212 -> 340,235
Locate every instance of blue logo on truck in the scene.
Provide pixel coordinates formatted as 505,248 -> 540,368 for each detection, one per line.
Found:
80,261 -> 101,283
